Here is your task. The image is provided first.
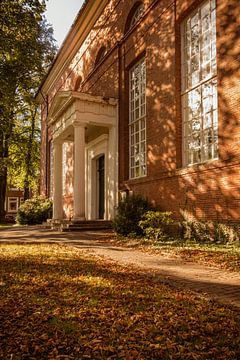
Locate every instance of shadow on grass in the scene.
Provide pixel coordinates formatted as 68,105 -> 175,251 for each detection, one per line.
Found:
0,243 -> 240,358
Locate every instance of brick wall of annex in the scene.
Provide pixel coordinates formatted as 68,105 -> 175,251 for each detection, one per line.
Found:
41,0 -> 240,221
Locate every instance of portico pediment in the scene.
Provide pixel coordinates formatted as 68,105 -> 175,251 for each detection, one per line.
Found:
49,91 -> 118,141
48,91 -> 118,124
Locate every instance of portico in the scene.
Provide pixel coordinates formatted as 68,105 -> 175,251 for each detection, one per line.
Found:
48,91 -> 118,221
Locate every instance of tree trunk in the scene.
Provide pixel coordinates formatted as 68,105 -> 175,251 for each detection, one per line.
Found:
0,130 -> 9,222
0,170 -> 7,222
23,108 -> 37,201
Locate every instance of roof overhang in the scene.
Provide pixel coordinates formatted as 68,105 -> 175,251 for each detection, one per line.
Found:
36,0 -> 109,103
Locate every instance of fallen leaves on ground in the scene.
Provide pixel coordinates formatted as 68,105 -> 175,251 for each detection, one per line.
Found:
0,244 -> 239,359
114,236 -> 240,272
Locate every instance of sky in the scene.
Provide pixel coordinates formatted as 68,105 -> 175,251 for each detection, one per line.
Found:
45,0 -> 85,47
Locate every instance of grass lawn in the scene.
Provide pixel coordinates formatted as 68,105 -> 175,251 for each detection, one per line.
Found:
0,244 -> 239,359
0,223 -> 15,228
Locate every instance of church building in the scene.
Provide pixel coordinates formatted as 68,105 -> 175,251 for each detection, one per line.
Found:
37,0 -> 240,223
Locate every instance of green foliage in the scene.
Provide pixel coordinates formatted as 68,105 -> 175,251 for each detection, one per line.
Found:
214,222 -> 240,245
8,105 -> 41,196
113,194 -> 152,236
139,211 -> 174,241
181,217 -> 239,245
182,220 -> 214,243
0,0 -> 57,218
16,196 -> 52,225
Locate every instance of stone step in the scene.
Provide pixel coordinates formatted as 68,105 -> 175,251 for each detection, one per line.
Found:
49,220 -> 112,232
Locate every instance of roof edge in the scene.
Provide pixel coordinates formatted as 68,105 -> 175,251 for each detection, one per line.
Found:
36,0 -> 108,103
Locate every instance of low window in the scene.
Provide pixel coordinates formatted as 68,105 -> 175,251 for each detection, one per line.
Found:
8,197 -> 18,213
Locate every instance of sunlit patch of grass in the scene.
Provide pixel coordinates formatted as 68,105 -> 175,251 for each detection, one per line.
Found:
0,223 -> 15,229
0,244 -> 239,359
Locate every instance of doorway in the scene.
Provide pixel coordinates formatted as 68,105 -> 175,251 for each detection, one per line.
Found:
97,155 -> 105,219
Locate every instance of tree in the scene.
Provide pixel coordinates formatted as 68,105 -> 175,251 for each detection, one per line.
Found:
8,97 -> 41,200
0,0 -> 56,220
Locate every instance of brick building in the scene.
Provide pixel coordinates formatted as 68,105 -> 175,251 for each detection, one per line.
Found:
5,188 -> 24,221
37,0 -> 240,222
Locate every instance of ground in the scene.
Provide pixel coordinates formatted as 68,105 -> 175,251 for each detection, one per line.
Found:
0,227 -> 240,359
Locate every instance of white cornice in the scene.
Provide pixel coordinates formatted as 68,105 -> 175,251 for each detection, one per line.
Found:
48,91 -> 118,124
37,0 -> 109,103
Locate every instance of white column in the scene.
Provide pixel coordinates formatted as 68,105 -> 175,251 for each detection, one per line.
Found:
53,141 -> 63,219
108,125 -> 118,219
73,124 -> 85,220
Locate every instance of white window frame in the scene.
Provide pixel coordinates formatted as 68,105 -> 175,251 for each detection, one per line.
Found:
181,0 -> 218,166
8,197 -> 18,213
129,58 -> 147,179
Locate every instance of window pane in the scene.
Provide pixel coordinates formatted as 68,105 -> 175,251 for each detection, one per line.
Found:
129,58 -> 146,178
182,0 -> 216,90
182,0 -> 218,166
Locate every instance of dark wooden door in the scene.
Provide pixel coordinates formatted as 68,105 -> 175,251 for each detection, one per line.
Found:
97,155 -> 105,219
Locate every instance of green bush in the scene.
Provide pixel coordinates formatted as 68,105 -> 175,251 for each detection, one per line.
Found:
113,194 -> 152,237
214,222 -> 239,244
181,214 -> 240,245
139,211 -> 173,241
17,196 -> 53,225
182,220 -> 213,243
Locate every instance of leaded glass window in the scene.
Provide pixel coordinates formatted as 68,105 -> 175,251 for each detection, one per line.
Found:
129,58 -> 146,179
182,0 -> 218,166
130,3 -> 144,30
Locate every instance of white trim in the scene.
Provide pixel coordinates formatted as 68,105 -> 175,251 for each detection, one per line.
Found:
85,129 -> 118,220
49,91 -> 118,221
181,0 -> 218,166
86,135 -> 108,220
129,58 -> 147,179
8,197 -> 19,213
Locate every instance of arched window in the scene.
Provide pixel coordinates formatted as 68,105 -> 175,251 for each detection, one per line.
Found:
95,46 -> 107,67
125,2 -> 144,33
74,76 -> 82,91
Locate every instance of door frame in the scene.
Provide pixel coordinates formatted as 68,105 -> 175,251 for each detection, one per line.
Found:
86,134 -> 108,220
97,154 -> 105,219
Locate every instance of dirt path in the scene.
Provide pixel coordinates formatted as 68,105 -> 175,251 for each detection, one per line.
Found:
0,227 -> 240,308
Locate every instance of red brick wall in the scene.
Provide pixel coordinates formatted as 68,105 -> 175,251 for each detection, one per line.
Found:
40,0 -> 240,221
121,0 -> 240,221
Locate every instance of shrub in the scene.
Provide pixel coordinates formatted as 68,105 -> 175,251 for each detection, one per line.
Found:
113,194 -> 152,237
182,220 -> 214,243
139,211 -> 173,241
17,196 -> 53,225
214,223 -> 239,244
180,210 -> 240,245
